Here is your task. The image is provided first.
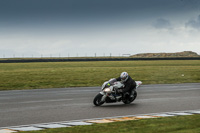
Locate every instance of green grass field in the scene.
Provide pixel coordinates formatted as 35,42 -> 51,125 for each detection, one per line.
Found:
18,114 -> 200,133
0,60 -> 199,90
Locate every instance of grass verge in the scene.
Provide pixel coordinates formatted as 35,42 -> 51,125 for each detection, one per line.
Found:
18,114 -> 200,133
0,60 -> 199,90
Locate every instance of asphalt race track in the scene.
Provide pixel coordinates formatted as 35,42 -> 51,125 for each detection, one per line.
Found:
0,83 -> 200,127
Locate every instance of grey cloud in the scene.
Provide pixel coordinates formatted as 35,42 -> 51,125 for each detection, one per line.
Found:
185,15 -> 200,29
153,18 -> 171,29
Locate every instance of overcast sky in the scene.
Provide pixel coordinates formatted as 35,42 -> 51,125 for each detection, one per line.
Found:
0,0 -> 200,58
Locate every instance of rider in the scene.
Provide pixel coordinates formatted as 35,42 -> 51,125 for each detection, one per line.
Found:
116,72 -> 136,98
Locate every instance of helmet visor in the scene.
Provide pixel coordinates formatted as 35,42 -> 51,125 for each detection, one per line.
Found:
121,77 -> 127,80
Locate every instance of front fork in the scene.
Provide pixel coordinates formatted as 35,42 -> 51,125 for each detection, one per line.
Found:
100,92 -> 107,102
100,91 -> 119,102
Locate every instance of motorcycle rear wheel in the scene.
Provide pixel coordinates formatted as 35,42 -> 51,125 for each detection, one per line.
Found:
129,90 -> 137,103
122,91 -> 137,104
93,93 -> 105,106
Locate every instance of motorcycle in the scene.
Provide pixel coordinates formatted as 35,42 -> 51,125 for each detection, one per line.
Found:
93,79 -> 142,106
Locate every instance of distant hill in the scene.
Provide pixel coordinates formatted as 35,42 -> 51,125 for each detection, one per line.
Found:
131,51 -> 200,58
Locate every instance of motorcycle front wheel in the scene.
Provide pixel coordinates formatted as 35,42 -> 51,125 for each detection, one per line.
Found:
93,93 -> 105,106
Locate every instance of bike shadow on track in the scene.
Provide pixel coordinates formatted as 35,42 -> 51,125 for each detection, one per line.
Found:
93,103 -> 139,108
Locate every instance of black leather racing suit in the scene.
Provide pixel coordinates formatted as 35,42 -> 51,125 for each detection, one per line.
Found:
116,76 -> 136,95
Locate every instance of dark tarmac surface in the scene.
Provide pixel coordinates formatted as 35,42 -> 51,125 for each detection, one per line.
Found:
0,83 -> 200,127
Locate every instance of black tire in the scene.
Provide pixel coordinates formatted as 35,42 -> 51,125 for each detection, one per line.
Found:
122,93 -> 131,104
122,91 -> 137,104
122,99 -> 131,104
129,90 -> 137,103
93,93 -> 105,106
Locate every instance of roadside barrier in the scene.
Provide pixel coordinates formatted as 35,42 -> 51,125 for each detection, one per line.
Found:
0,57 -> 200,63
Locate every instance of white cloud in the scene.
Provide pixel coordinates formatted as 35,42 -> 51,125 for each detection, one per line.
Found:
0,35 -> 73,57
1,15 -> 200,58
